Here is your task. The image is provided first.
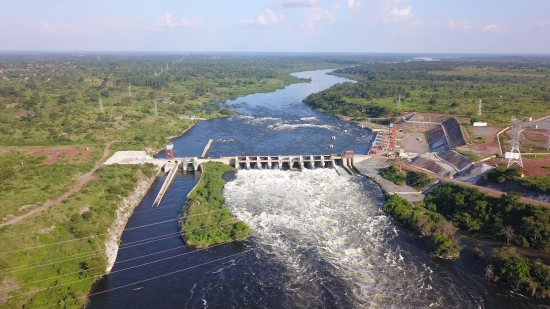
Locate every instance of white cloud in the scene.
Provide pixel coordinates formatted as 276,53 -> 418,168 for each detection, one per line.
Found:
448,19 -> 474,32
40,22 -> 57,34
347,0 -> 360,9
300,8 -> 335,29
236,9 -> 284,27
180,17 -> 203,29
158,13 -> 179,28
384,6 -> 413,22
156,13 -> 203,30
280,0 -> 319,8
40,22 -> 73,35
482,23 -> 499,32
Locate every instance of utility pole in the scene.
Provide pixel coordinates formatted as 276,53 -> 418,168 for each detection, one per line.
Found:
99,98 -> 104,114
506,117 -> 523,168
477,99 -> 482,117
128,84 -> 132,97
397,94 -> 402,110
154,101 -> 158,116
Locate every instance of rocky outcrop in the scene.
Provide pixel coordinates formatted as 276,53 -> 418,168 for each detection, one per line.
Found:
104,170 -> 158,273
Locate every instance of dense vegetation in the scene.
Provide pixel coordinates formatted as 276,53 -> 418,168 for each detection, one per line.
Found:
488,246 -> 550,298
517,176 -> 550,193
180,162 -> 249,248
0,163 -> 157,308
425,183 -> 550,250
303,57 -> 550,124
405,170 -> 433,190
382,194 -> 460,258
379,164 -> 405,185
483,164 -> 550,194
482,164 -> 523,183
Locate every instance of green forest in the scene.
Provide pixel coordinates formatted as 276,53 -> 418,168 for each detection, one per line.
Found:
425,183 -> 550,250
382,194 -> 460,259
383,183 -> 550,298
303,57 -> 550,124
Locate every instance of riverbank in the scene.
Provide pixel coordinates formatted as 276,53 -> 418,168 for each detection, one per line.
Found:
105,169 -> 158,273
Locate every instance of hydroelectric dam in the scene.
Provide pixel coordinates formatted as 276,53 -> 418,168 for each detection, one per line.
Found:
104,148 -> 369,207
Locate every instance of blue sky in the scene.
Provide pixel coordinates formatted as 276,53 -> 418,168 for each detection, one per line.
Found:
1,0 -> 549,53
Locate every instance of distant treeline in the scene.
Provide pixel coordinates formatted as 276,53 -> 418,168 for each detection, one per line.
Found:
302,58 -> 550,121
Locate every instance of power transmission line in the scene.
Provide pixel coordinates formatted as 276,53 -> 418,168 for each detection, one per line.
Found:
3,249 -> 252,303
35,250 -> 252,309
0,209 -> 229,254
0,219 -> 237,275
0,203 -> 192,242
0,241 -> 233,292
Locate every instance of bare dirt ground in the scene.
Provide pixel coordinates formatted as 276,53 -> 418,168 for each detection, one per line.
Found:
484,157 -> 550,177
0,142 -> 113,228
521,129 -> 548,148
0,146 -> 90,164
468,126 -> 501,156
400,133 -> 429,154
473,126 -> 499,137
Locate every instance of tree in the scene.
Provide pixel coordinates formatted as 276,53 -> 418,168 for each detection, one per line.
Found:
492,247 -> 531,292
485,264 -> 495,281
502,226 -> 515,245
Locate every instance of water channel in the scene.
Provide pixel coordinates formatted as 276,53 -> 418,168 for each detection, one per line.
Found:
87,69 -> 547,308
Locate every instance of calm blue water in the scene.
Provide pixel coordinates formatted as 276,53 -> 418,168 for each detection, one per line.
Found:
87,70 -> 545,309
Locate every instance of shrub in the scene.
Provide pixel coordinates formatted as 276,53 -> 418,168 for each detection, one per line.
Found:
379,164 -> 405,185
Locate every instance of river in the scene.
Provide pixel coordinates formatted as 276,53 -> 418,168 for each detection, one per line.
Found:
86,69 -> 547,308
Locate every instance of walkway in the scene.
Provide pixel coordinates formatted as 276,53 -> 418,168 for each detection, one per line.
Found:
0,142 -> 114,228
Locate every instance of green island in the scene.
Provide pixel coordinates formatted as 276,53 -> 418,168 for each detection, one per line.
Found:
179,162 -> 249,248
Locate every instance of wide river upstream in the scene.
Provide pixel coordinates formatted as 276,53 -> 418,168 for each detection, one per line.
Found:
87,69 -> 546,308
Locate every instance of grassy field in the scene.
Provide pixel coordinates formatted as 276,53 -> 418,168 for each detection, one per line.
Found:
0,163 -> 157,308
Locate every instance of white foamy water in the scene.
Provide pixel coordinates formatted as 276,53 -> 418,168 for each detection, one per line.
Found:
267,122 -> 338,131
223,169 -> 441,308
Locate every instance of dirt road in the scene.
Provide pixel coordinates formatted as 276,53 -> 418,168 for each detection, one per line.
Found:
0,142 -> 113,228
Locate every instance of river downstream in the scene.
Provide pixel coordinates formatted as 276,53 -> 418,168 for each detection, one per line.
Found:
87,69 -> 546,308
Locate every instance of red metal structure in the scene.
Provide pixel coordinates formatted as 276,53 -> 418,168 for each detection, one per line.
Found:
388,123 -> 397,152
165,144 -> 174,159
343,150 -> 354,157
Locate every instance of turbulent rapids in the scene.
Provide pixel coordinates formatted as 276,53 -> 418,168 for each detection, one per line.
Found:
223,169 -> 440,308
